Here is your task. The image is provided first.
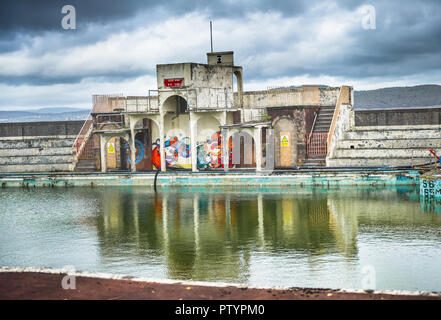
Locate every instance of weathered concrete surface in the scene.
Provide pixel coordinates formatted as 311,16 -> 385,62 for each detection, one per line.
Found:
327,104 -> 441,167
355,107 -> 441,126
0,137 -> 76,172
0,170 -> 420,188
1,271 -> 439,300
0,121 -> 80,173
0,121 -> 83,137
240,86 -> 340,109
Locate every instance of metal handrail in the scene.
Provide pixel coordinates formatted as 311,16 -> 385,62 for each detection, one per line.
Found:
327,86 -> 344,154
308,111 -> 318,145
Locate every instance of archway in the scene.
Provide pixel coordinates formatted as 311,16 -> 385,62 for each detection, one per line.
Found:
100,134 -> 132,171
132,117 -> 160,171
196,115 -> 222,169
273,117 -> 297,167
160,95 -> 191,169
229,130 -> 256,168
162,95 -> 188,114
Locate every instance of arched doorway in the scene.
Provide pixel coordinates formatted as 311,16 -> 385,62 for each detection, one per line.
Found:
273,117 -> 297,167
159,95 -> 191,169
132,117 -> 160,171
101,135 -> 131,171
229,131 -> 256,168
196,115 -> 222,169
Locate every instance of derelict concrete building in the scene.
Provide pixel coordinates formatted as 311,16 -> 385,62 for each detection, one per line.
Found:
73,51 -> 354,173
1,51 -> 439,173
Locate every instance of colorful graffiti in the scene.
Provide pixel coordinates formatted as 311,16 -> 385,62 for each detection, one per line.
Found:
152,135 -> 191,169
126,139 -> 144,165
197,131 -> 223,169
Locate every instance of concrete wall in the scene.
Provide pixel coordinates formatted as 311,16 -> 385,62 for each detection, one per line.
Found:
327,106 -> 441,167
0,121 -> 81,173
0,121 -> 83,137
355,107 -> 441,126
157,63 -> 235,110
239,86 -> 340,109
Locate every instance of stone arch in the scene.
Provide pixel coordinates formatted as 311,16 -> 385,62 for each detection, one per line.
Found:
100,133 -> 132,171
273,116 -> 298,167
162,94 -> 188,114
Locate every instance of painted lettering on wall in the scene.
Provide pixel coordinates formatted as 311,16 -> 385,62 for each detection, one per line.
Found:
164,78 -> 184,87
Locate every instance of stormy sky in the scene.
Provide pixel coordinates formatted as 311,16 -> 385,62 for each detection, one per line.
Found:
1,0 -> 441,110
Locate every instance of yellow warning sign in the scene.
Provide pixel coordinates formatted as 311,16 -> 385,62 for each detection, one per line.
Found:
108,142 -> 115,153
281,135 -> 289,147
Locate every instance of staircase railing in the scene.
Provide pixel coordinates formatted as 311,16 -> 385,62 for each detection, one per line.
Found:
306,110 -> 328,156
327,86 -> 345,154
307,111 -> 318,146
72,113 -> 94,165
72,94 -> 121,167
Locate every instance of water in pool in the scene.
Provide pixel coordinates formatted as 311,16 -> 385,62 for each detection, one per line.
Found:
1,185 -> 441,292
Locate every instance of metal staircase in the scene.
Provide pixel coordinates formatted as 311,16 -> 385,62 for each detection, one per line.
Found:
304,105 -> 335,166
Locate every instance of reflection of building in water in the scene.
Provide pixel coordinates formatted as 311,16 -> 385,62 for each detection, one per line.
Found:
95,189 -> 369,281
263,193 -> 358,259
95,186 -> 441,282
420,198 -> 441,214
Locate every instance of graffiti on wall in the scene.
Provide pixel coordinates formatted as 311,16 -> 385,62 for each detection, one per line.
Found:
125,139 -> 144,165
152,135 -> 191,169
197,131 -> 222,169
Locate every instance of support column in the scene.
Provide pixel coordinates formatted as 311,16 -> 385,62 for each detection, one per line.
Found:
100,135 -> 107,173
254,126 -> 262,172
189,112 -> 198,172
222,128 -> 229,172
129,129 -> 137,172
159,113 -> 166,172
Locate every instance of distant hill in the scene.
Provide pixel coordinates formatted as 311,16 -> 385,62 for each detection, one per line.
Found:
0,108 -> 89,123
354,85 -> 441,109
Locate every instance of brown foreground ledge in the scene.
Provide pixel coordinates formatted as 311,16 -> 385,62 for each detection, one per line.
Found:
1,272 -> 440,300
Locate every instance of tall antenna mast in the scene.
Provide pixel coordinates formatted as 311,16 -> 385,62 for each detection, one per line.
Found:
210,21 -> 213,53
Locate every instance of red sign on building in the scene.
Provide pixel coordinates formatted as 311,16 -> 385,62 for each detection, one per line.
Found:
164,78 -> 184,87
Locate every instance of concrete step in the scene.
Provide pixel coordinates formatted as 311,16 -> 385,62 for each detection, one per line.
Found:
314,120 -> 331,127
320,105 -> 335,110
0,163 -> 74,173
344,128 -> 441,140
0,155 -> 74,165
314,125 -> 331,131
75,159 -> 96,172
327,157 -> 435,167
338,138 -> 441,149
313,129 -> 330,132
0,147 -> 73,157
0,138 -> 75,149
303,156 -> 326,166
333,148 -> 440,159
317,115 -> 333,120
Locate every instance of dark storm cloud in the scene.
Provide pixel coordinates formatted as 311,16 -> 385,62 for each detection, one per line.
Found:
0,0 -> 310,31
0,0 -> 441,110
231,0 -> 441,82
335,0 -> 441,78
